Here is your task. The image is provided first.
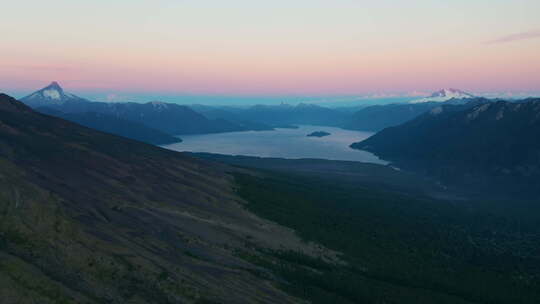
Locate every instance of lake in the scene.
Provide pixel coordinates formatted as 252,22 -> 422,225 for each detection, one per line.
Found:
163,125 -> 387,164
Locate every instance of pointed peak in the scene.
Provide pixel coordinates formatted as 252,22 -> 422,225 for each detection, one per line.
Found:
20,82 -> 87,106
45,81 -> 62,90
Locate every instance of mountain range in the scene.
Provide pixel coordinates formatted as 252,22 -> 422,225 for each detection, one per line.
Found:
344,90 -> 484,131
37,107 -> 182,145
191,103 -> 350,127
20,82 -> 274,144
22,84 -> 484,137
351,98 -> 540,196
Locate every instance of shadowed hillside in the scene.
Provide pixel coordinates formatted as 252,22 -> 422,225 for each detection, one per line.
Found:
351,99 -> 540,197
0,93 -> 330,304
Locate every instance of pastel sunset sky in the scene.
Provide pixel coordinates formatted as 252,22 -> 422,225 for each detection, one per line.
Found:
1,0 -> 539,103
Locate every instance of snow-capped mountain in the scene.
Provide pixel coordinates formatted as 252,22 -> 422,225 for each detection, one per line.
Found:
21,81 -> 89,107
410,88 -> 475,104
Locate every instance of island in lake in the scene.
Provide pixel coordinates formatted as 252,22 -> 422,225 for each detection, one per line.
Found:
307,131 -> 331,137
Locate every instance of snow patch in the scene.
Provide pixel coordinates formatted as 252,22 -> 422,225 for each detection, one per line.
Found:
410,88 -> 475,104
43,89 -> 61,100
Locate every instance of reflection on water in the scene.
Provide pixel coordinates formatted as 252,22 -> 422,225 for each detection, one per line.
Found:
163,125 -> 387,164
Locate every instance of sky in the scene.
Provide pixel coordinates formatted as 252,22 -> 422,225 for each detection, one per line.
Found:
1,0 -> 539,104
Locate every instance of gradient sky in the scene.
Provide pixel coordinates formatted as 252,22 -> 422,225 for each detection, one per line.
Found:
1,0 -> 539,103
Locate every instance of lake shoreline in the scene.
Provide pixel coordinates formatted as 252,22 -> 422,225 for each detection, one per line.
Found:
163,125 -> 387,164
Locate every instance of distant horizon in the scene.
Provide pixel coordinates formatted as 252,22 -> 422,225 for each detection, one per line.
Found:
4,81 -> 539,106
2,1 -> 539,101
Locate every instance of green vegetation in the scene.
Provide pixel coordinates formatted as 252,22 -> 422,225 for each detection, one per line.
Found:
233,172 -> 540,304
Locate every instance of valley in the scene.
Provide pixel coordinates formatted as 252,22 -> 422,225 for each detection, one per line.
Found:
2,87 -> 540,303
164,125 -> 386,164
3,2 -> 540,303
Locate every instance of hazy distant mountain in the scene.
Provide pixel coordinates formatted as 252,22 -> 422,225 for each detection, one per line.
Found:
345,94 -> 489,132
21,82 -> 272,135
37,107 -> 181,145
20,81 -> 90,107
351,98 -> 540,196
344,102 -> 441,131
409,88 -> 475,104
191,103 -> 349,127
52,100 -> 268,135
187,104 -> 274,130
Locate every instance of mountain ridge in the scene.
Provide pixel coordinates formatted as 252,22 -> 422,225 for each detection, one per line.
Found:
20,82 -> 274,136
351,98 -> 540,197
344,97 -> 491,131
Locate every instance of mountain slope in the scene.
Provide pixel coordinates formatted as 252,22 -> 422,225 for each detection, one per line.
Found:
37,107 -> 182,145
351,99 -> 540,196
0,93 -> 328,304
345,97 -> 489,132
30,97 -> 247,135
344,102 -> 441,131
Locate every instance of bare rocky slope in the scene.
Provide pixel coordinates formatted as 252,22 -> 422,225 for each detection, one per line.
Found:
0,93 -> 332,304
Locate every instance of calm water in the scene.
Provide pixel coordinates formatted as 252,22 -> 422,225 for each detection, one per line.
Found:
163,125 -> 387,164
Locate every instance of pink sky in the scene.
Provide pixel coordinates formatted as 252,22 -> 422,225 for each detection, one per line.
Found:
1,1 -> 539,99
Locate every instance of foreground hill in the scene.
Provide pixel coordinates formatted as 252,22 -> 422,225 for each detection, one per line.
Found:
351,99 -> 540,196
0,93 -> 327,304
193,153 -> 540,304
